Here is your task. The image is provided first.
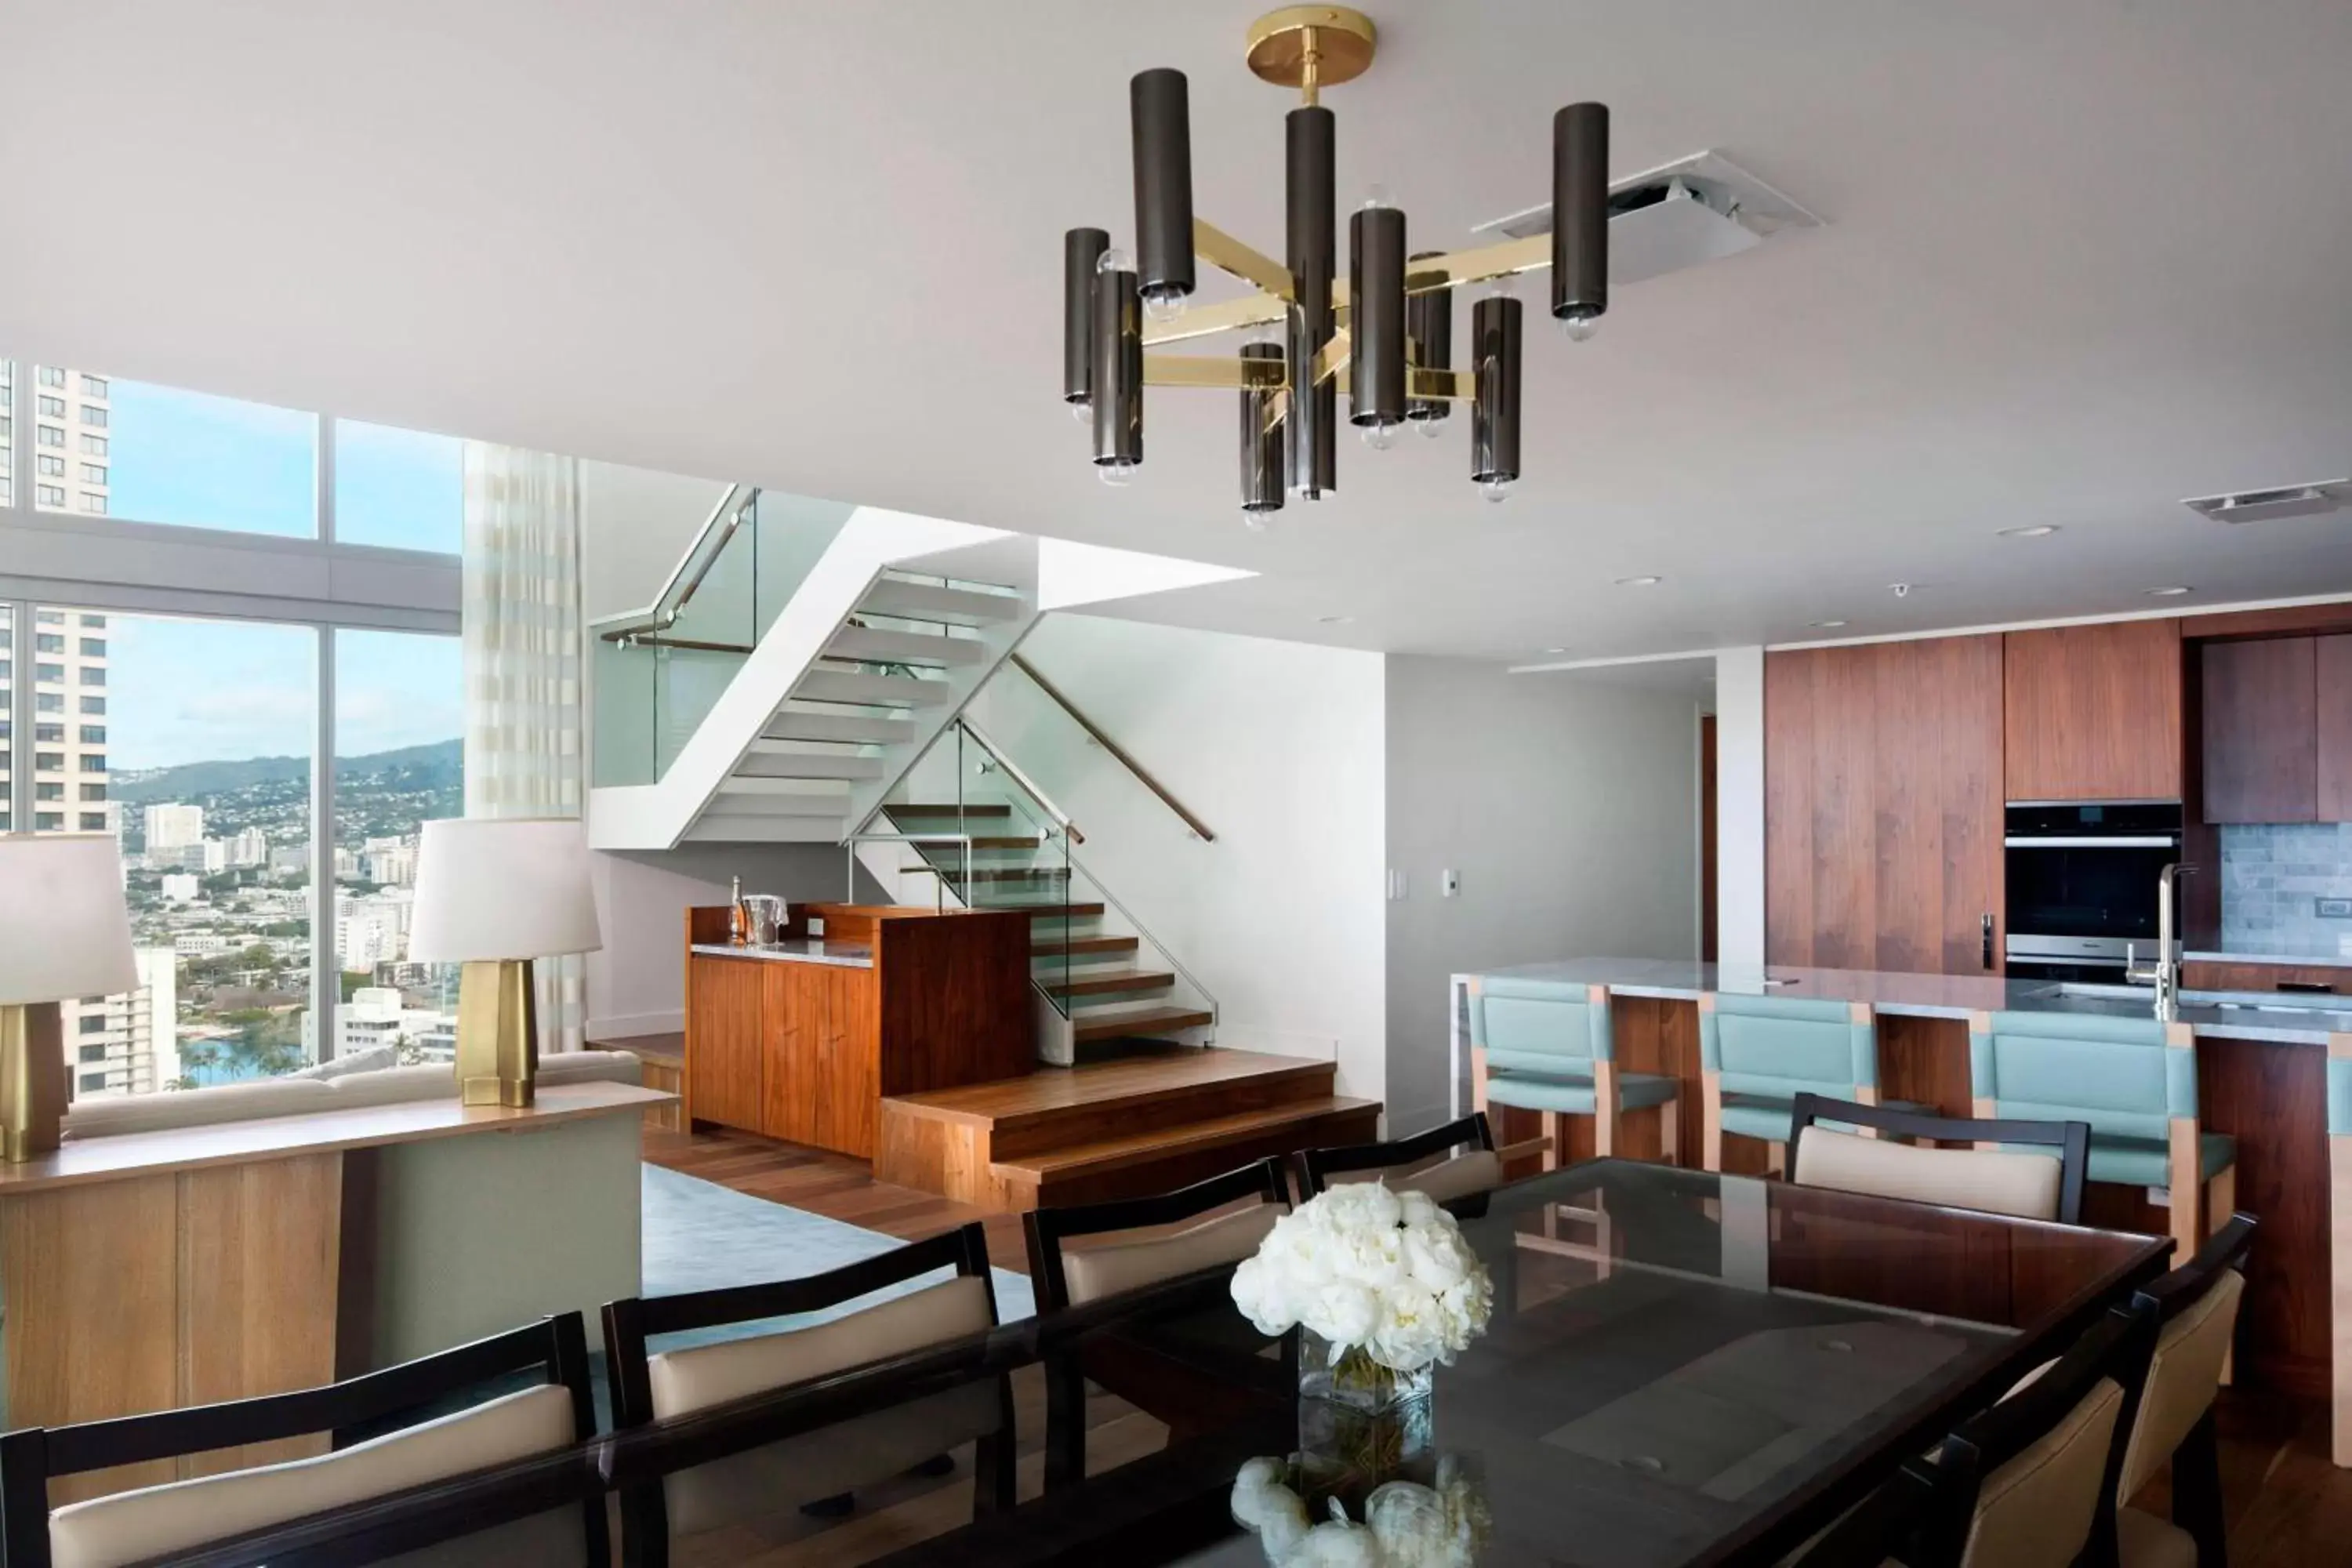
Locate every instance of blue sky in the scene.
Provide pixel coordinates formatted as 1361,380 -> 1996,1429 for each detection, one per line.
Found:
71,377 -> 466,768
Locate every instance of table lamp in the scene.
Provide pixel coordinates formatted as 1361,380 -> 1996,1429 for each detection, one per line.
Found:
408,818 -> 603,1109
0,834 -> 139,1162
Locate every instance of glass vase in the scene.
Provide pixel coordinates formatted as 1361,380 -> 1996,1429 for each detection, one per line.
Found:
1295,1330 -> 1436,1515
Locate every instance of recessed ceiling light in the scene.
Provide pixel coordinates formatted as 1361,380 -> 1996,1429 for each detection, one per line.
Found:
1810,619 -> 1849,629
2146,586 -> 2193,597
1541,646 -> 1568,655
1316,614 -> 1355,624
1614,575 -> 1663,587
1998,524 -> 2059,539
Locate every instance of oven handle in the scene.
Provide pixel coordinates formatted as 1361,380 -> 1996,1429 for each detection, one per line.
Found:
2003,835 -> 2181,848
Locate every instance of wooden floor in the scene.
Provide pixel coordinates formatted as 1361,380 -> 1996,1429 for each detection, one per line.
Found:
642,1122 -> 2352,1564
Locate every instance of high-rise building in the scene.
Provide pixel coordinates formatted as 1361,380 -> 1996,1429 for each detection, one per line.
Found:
73,946 -> 178,1099
225,826 -> 270,868
145,803 -> 205,851
24,365 -> 110,521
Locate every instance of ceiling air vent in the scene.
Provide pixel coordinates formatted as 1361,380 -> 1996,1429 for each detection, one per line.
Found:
1470,150 -> 1821,286
2182,481 -> 2349,525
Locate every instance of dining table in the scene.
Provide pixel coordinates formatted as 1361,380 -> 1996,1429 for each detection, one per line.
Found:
129,1159 -> 2172,1568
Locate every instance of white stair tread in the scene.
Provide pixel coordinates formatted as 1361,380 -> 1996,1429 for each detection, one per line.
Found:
764,712 -> 914,745
826,626 -> 989,668
858,579 -> 1025,626
793,671 -> 952,707
736,748 -> 886,781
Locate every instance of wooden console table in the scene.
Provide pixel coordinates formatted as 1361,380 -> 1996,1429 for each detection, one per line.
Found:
684,902 -> 1033,1158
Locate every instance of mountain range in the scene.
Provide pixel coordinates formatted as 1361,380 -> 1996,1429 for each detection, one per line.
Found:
108,739 -> 463,805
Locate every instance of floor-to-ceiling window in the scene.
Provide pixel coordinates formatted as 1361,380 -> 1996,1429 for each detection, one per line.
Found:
0,354 -> 465,1094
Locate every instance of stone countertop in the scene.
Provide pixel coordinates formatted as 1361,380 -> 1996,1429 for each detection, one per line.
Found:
691,940 -> 876,970
1453,957 -> 2352,1047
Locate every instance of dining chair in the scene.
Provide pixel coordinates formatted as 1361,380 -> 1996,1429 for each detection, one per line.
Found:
1025,1158 -> 1291,1490
1294,1111 -> 1501,1210
0,1314 -> 604,1568
601,1221 -> 1012,1561
1969,1011 -> 2238,1266
1786,1460 -> 1961,1566
2112,1213 -> 2256,1568
1788,1092 -> 2093,1223
1468,976 -> 1681,1168
1906,1297 -> 2161,1568
1699,992 -> 1923,1174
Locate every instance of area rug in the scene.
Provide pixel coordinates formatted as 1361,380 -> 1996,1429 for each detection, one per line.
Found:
641,1163 -> 1036,1348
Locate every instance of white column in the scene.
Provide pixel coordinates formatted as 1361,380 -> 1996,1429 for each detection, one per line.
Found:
1714,647 -> 1766,967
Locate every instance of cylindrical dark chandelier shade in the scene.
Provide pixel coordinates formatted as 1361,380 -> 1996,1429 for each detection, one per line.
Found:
1131,69 -> 1196,307
1091,267 -> 1142,468
1238,342 -> 1285,514
1406,251 -> 1453,424
1285,106 -> 1337,496
1470,294 -> 1522,485
1551,102 -> 1609,326
1348,205 -> 1406,429
1063,227 -> 1109,407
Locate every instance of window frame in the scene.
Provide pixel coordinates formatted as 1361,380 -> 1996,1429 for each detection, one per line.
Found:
2,361 -> 463,1073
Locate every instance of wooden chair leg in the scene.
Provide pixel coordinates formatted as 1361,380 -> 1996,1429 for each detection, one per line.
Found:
1765,1140 -> 1786,1177
1658,1100 -> 1682,1168
1700,1073 -> 1724,1174
1541,1110 -> 1563,1172
2172,1406 -> 2228,1568
2209,1163 -> 2238,1385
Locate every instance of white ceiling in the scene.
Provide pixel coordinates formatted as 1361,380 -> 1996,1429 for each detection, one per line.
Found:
6,0 -> 2352,662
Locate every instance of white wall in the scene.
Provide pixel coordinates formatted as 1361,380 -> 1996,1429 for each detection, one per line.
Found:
579,459 -> 732,622
964,615 -> 1388,1104
1384,658 -> 1702,1134
584,844 -> 886,1039
1712,646 -> 1766,967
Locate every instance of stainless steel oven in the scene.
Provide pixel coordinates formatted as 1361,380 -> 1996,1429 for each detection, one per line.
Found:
2004,800 -> 2183,980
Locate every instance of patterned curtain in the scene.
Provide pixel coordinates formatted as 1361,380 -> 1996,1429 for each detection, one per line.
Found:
461,443 -> 587,1053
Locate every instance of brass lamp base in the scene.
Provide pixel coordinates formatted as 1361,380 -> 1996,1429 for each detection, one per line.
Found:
455,959 -> 539,1109
1,1001 -> 68,1164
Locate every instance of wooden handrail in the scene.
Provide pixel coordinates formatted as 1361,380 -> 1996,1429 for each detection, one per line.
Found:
1009,654 -> 1216,844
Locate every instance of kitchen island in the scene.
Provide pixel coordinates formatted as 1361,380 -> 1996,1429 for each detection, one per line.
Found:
1449,956 -> 2352,1461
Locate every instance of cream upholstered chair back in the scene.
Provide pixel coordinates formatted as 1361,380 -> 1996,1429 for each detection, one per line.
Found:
1953,1377 -> 2127,1568
1025,1157 -> 1290,1313
1298,1112 -> 1502,1209
0,1316 -> 602,1568
2118,1216 -> 2255,1500
600,1221 -> 1013,1540
1785,1094 -> 2092,1225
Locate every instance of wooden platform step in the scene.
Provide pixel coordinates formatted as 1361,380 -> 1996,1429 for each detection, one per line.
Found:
875,1047 -> 1370,1211
993,1097 -> 1381,1210
885,804 -> 1012,818
1022,902 -> 1105,920
1073,1006 -> 1214,1044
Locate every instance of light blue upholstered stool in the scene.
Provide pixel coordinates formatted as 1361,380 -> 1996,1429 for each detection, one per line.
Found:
1469,977 -> 1680,1167
1970,1010 -> 2236,1264
1698,993 -> 1924,1173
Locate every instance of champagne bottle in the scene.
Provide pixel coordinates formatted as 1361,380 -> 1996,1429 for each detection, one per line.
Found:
728,875 -> 749,946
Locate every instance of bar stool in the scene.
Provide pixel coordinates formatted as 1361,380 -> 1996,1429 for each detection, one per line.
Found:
1699,993 -> 1919,1173
1969,1010 -> 2237,1267
1468,977 -> 1680,1167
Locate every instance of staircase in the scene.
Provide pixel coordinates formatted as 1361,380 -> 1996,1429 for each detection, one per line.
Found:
875,1047 -> 1380,1210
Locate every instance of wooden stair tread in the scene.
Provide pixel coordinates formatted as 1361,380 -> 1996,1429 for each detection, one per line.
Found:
886,804 -> 1012,817
1024,902 -> 1105,919
992,1095 -> 1381,1181
1045,969 -> 1176,996
1033,936 -> 1139,957
1073,1007 -> 1215,1044
882,1047 -> 1331,1127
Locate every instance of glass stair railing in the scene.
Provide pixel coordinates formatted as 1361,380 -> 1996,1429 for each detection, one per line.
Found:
590,486 -> 858,786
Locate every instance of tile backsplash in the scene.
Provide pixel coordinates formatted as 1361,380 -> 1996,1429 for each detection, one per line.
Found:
2219,822 -> 2352,955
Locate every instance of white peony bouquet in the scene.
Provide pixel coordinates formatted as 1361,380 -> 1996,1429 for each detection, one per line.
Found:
1232,1454 -> 1493,1568
1229,1181 -> 1494,1374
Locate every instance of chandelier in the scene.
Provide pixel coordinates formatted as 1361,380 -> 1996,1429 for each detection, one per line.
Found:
1063,6 -> 1613,517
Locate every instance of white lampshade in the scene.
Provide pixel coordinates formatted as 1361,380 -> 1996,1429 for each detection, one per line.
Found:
408,818 -> 603,962
0,834 -> 140,1005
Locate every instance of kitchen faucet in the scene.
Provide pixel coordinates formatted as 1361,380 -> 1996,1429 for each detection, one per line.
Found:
2123,862 -> 2197,1019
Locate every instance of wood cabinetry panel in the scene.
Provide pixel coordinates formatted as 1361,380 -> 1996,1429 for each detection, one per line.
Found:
2202,637 -> 2317,823
2181,960 -> 2346,994
2318,635 -> 2352,820
685,955 -> 764,1132
1766,636 -> 2003,975
2004,620 -> 2183,802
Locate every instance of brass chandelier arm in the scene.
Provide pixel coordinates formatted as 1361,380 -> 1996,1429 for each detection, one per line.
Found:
1193,219 -> 1292,299
1142,354 -> 1287,390
1400,233 -> 1551,293
1142,234 -> 1537,349
1142,292 -> 1286,346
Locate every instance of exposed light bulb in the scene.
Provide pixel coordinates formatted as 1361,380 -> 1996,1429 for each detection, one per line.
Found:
1555,309 -> 1600,343
1067,397 -> 1091,424
1362,183 -> 1392,210
1097,459 -> 1138,488
1142,284 -> 1188,325
1097,247 -> 1133,275
1414,416 -> 1446,440
1479,477 -> 1514,504
1359,419 -> 1399,451
1242,510 -> 1277,533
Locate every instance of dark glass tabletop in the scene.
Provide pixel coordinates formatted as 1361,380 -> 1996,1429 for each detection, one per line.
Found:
140,1160 -> 2169,1568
